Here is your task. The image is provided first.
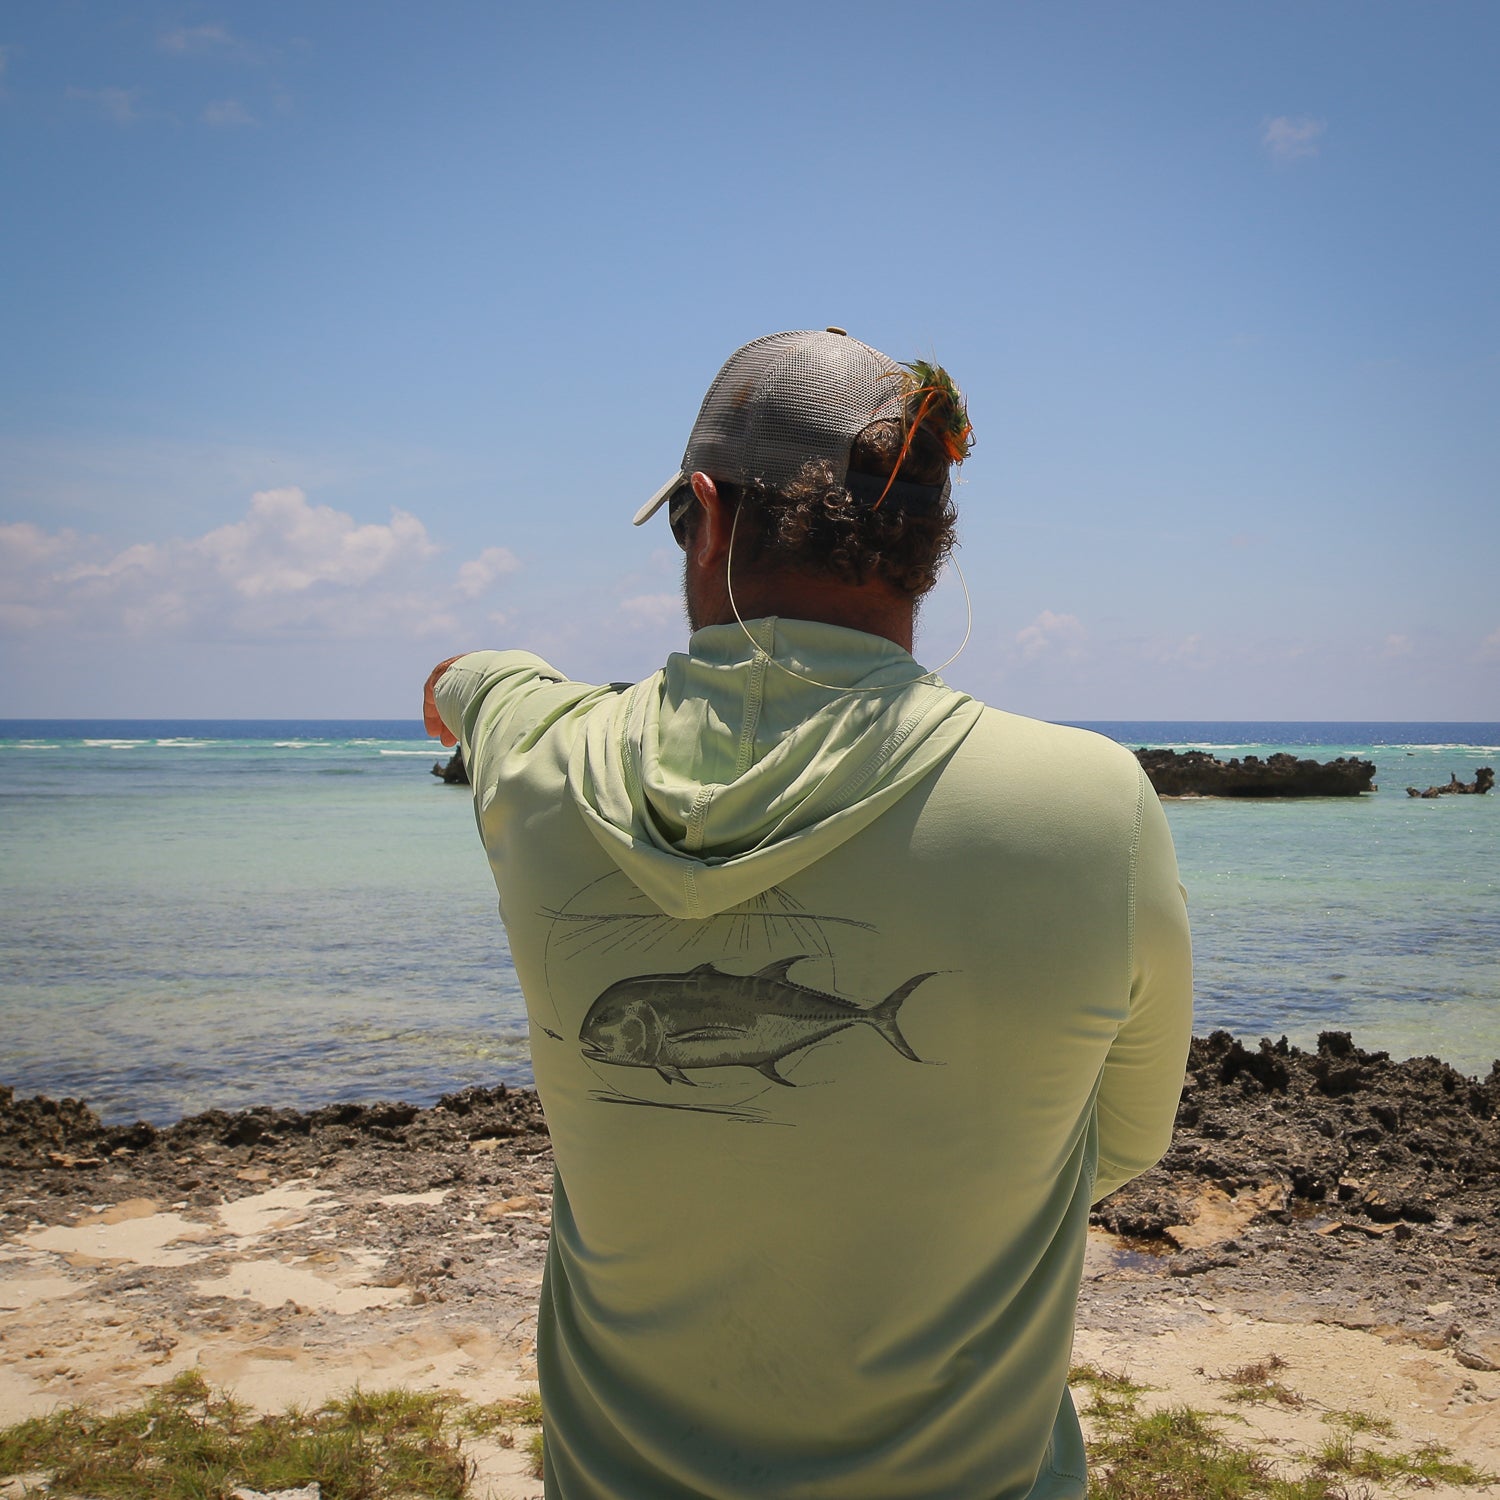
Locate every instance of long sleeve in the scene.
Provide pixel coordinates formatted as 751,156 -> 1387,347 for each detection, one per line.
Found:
1092,772 -> 1193,1202
434,650 -> 570,754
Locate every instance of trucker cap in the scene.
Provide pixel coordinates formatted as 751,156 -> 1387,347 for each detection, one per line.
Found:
633,328 -> 953,527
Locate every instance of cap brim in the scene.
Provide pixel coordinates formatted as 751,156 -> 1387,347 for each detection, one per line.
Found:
633,472 -> 685,527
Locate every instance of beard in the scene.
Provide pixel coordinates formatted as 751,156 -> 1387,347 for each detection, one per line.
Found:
682,554 -> 730,633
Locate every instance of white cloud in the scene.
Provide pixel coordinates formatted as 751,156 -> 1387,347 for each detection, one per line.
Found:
455,546 -> 520,599
1262,115 -> 1326,161
1146,632 -> 1206,665
1,520 -> 73,568
66,86 -> 145,124
1015,609 -> 1087,662
158,23 -> 256,60
1383,633 -> 1414,659
1480,627 -> 1500,663
619,593 -> 682,629
195,487 -> 437,597
0,489 -> 510,643
0,522 -> 81,630
202,99 -> 256,127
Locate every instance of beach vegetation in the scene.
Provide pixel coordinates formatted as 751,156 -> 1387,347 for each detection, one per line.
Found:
0,1369 -> 479,1499
1314,1430 -> 1495,1486
1320,1408 -> 1396,1437
455,1389 -> 546,1478
1070,1361 -> 1150,1397
458,1388 -> 545,1436
1215,1353 -> 1307,1409
1070,1361 -> 1152,1423
1086,1401 -> 1335,1497
1226,1382 -> 1307,1409
3,1368 -> 1493,1498
1074,1356 -> 1496,1498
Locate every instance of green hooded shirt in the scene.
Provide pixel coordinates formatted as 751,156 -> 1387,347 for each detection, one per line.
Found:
435,617 -> 1192,1500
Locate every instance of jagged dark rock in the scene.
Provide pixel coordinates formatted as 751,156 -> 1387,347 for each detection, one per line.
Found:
1407,767 -> 1494,798
1094,1030 -> 1500,1245
431,748 -> 470,785
5,1038 -> 1500,1347
0,1081 -> 547,1173
1135,747 -> 1376,797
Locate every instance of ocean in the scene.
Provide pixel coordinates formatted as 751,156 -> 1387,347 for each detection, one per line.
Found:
1,720 -> 1496,1125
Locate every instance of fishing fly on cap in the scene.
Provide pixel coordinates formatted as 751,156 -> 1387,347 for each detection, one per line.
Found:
872,358 -> 974,510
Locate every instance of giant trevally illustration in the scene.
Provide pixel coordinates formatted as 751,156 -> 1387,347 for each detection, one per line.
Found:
578,957 -> 936,1086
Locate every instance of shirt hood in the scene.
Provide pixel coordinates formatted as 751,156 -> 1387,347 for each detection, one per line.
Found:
566,617 -> 984,920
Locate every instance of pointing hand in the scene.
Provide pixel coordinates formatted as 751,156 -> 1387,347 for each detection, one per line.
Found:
423,657 -> 466,747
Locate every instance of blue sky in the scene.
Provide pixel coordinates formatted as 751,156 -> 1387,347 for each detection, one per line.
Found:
2,1 -> 1497,720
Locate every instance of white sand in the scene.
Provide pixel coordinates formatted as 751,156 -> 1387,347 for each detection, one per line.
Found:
3,1184 -> 1496,1499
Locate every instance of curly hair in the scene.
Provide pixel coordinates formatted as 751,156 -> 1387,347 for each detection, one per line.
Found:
677,417 -> 960,600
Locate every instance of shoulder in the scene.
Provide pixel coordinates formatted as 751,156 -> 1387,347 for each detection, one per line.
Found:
962,706 -> 1143,783
926,707 -> 1149,849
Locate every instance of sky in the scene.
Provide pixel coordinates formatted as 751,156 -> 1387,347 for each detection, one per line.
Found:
2,0 -> 1497,722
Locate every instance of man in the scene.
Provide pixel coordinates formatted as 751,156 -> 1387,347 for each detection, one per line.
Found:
424,329 -> 1192,1499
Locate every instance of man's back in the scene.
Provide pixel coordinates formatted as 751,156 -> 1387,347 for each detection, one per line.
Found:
434,617 -> 1191,1499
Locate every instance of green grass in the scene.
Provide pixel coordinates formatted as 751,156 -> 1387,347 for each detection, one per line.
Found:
1214,1355 -> 1307,1410
458,1389 -> 545,1437
525,1427 -> 546,1481
1086,1402 -> 1353,1499
1070,1361 -> 1150,1399
1073,1358 -> 1497,1499
1071,1362 -> 1153,1423
1314,1430 -> 1496,1486
0,1369 -> 545,1500
455,1390 -> 546,1479
1321,1408 -> 1396,1438
4,1367 -> 1492,1498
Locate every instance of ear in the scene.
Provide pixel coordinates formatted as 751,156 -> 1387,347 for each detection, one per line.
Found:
689,472 -> 731,567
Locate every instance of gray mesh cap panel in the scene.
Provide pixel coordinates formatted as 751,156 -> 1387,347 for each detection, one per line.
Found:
632,328 -> 956,527
682,330 -> 907,493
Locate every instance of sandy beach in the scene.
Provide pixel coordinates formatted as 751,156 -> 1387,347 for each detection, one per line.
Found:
3,1031 -> 1497,1497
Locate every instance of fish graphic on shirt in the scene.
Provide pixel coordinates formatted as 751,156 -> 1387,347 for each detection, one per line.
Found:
578,957 -> 936,1086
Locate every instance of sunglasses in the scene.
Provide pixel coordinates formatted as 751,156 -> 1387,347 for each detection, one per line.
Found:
668,485 -> 696,548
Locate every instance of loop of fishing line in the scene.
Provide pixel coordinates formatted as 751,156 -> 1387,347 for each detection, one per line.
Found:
725,503 -> 972,693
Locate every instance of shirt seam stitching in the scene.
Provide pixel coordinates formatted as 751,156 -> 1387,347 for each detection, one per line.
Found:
1127,765 -> 1147,999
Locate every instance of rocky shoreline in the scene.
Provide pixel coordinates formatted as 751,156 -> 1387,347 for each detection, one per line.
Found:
1090,1031 -> 1500,1366
3,1030 -> 1497,1368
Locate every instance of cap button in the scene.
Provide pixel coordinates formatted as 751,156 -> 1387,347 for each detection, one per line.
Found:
825,326 -> 847,336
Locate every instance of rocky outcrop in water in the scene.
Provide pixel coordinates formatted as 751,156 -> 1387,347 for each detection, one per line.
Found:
1135,747 -> 1376,797
1407,767 -> 1494,798
431,749 -> 470,785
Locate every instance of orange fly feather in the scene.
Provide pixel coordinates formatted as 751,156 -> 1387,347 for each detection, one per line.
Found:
871,359 -> 973,510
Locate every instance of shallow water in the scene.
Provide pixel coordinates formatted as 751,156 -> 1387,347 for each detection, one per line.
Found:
1,719 -> 1495,1122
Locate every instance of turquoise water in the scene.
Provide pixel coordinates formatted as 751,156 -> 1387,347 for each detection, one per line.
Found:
1,720 -> 1496,1123
1084,726 -> 1498,1081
